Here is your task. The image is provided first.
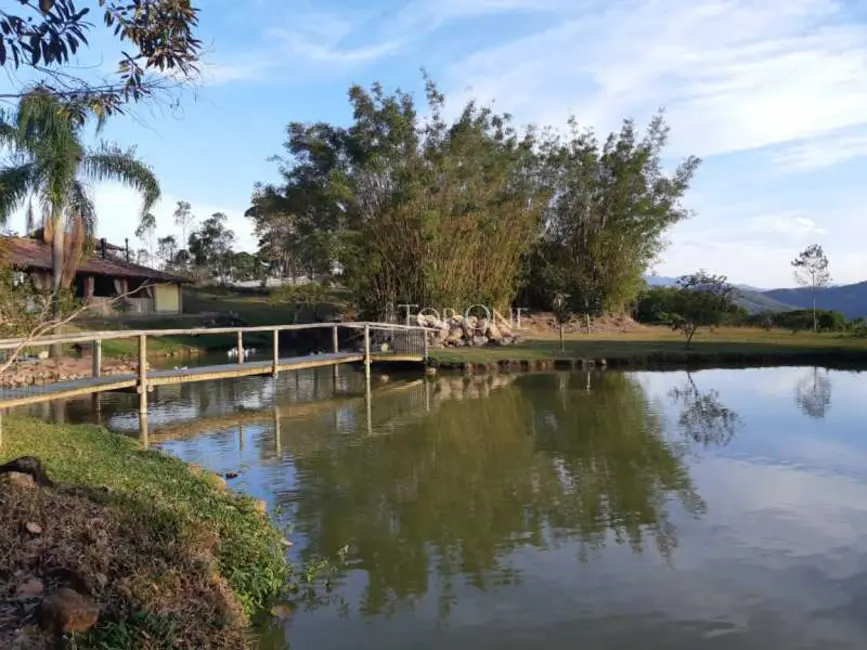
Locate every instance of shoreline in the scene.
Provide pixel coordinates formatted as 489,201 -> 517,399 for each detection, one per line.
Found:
427,331 -> 867,372
0,417 -> 292,649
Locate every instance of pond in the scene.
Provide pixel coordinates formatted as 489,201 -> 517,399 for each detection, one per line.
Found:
20,365 -> 867,649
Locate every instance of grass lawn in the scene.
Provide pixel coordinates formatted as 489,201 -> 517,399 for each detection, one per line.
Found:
0,418 -> 291,649
182,285 -> 351,326
68,285 -> 353,360
430,327 -> 867,367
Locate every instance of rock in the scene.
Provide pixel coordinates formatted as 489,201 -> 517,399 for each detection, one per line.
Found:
472,336 -> 489,347
37,350 -> 49,360
38,588 -> 100,634
25,522 -> 43,535
279,538 -> 294,548
223,471 -> 240,480
16,578 -> 45,598
270,602 -> 297,621
2,471 -> 36,489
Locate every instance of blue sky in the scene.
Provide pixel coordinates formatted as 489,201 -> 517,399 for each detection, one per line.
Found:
6,0 -> 867,288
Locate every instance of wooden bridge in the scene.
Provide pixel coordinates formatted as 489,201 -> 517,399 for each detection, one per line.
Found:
0,322 -> 429,437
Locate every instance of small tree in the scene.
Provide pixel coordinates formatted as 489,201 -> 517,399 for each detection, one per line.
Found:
552,292 -> 571,352
671,271 -> 738,347
792,244 -> 831,332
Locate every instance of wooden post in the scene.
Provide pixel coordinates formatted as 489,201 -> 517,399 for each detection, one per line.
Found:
365,371 -> 372,435
274,407 -> 281,455
332,325 -> 339,383
139,413 -> 149,449
236,331 -> 244,365
138,334 -> 148,415
272,329 -> 279,377
363,324 -> 371,379
92,339 -> 102,378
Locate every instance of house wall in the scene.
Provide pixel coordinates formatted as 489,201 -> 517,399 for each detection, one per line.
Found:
155,283 -> 181,313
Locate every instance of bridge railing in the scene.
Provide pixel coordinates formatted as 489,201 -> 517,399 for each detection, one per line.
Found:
0,321 -> 429,403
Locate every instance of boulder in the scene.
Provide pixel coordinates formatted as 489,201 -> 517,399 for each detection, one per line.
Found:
1,471 -> 36,489
38,588 -> 100,634
16,578 -> 45,598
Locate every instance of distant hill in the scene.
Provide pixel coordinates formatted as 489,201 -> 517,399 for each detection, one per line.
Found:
643,275 -> 792,314
735,289 -> 795,314
763,283 -> 867,319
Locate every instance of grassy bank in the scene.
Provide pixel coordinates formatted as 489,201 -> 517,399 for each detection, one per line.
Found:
429,327 -> 867,368
0,418 -> 291,649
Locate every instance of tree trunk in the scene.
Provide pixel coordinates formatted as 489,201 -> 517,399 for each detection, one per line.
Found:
50,225 -> 64,358
559,323 -> 564,352
812,287 -> 817,332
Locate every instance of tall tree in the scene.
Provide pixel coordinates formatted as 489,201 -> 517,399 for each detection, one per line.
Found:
173,200 -> 196,247
791,243 -> 831,332
525,114 -> 700,313
0,90 -> 160,305
256,76 -> 550,316
188,212 -> 235,284
0,1 -> 201,114
157,234 -> 179,270
135,211 -> 157,265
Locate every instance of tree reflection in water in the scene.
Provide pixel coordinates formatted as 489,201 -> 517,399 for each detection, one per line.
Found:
669,372 -> 741,448
284,371 -> 726,619
795,367 -> 832,419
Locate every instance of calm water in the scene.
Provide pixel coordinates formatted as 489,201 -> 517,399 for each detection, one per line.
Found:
22,365 -> 867,649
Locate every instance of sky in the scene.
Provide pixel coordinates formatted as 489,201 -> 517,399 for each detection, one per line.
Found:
4,0 -> 867,288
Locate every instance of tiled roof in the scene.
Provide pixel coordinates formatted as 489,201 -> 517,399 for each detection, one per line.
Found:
0,237 -> 190,284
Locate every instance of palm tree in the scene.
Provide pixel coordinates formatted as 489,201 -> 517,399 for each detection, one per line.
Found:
0,89 -> 160,303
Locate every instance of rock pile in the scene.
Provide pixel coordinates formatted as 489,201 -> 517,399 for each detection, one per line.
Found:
0,358 -> 147,389
416,313 -> 521,348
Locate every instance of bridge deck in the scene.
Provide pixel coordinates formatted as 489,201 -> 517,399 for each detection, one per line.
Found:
0,352 -> 425,409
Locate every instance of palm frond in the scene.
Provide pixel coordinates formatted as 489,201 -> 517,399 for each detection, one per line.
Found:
83,143 -> 161,216
57,181 -> 96,286
25,199 -> 35,234
65,180 -> 97,241
0,163 -> 37,225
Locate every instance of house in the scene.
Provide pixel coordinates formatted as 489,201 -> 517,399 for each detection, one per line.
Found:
0,236 -> 191,315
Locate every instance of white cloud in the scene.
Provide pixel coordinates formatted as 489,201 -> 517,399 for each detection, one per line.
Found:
441,0 -> 867,158
769,130 -> 867,173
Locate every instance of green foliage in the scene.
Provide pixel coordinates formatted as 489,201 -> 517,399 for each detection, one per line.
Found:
741,308 -> 849,333
668,271 -> 738,347
0,90 -> 160,293
188,212 -> 235,283
253,76 -> 551,316
633,286 -> 680,324
0,1 -> 201,114
522,114 -> 700,313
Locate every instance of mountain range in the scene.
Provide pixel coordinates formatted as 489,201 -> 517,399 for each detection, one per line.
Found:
643,275 -> 867,318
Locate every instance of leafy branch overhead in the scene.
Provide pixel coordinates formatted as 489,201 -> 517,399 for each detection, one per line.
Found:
0,0 -> 201,112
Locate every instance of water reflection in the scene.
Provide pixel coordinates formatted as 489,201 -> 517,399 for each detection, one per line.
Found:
669,372 -> 741,447
284,372 -> 705,620
796,367 -> 832,419
14,365 -> 867,649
